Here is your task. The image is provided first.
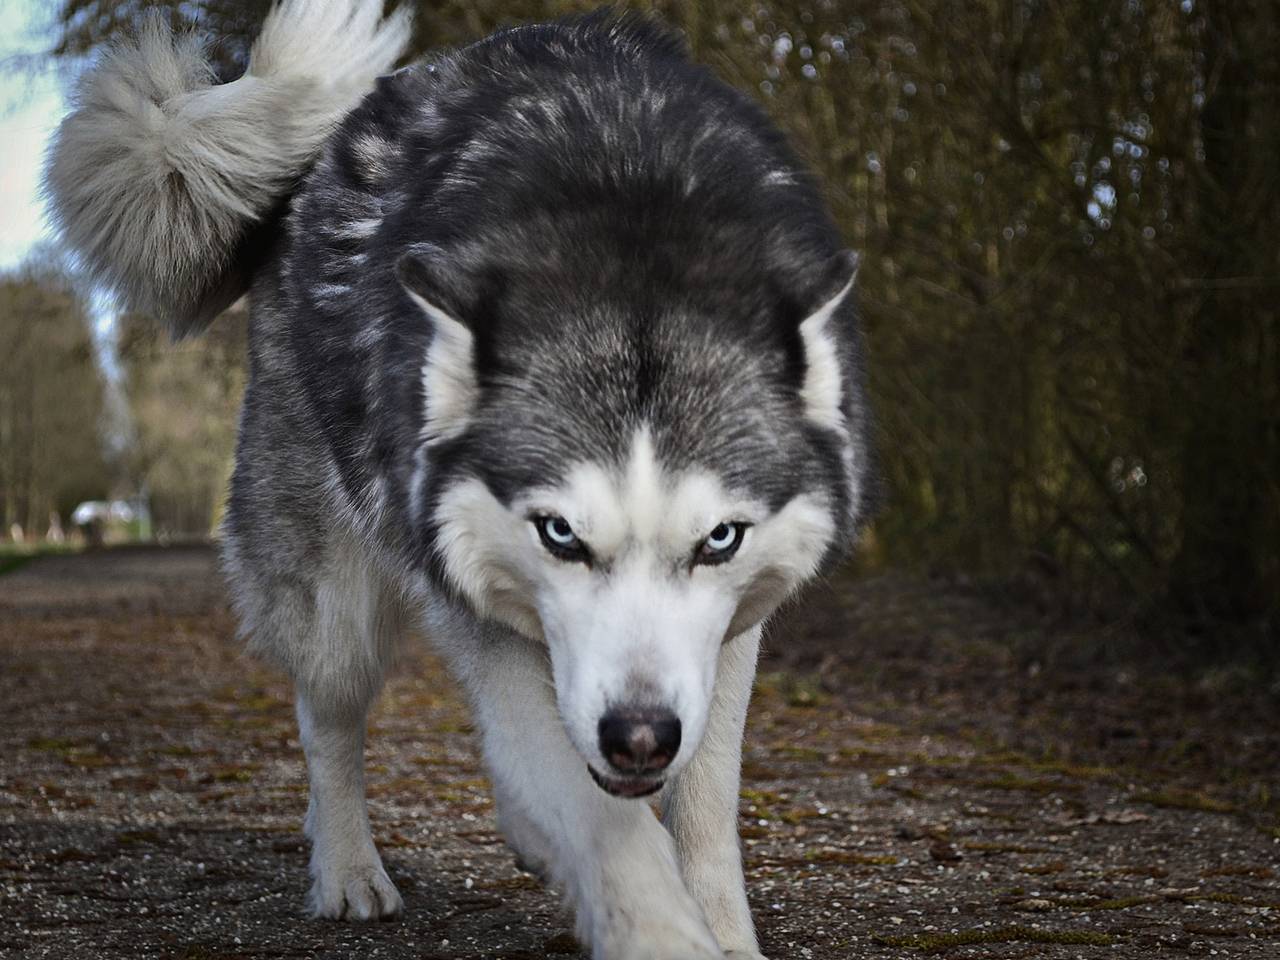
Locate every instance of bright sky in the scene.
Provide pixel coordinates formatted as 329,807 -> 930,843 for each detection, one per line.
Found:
0,0 -> 123,373
0,1 -> 66,271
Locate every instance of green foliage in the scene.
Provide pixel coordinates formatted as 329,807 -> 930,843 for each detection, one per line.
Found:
875,924 -> 1115,952
0,263 -> 111,538
43,1 -> 1280,623
690,1 -> 1278,624
116,311 -> 246,537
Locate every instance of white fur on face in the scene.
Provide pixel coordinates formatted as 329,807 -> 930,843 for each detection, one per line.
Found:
432,426 -> 836,777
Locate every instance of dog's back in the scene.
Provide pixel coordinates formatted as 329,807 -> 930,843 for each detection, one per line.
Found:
246,10 -> 859,535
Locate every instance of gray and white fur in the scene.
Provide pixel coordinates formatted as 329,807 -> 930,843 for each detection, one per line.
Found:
45,0 -> 410,336
45,2 -> 874,958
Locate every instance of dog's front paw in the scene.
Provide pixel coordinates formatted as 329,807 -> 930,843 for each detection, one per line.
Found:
611,937 -> 723,960
595,911 -> 724,960
307,851 -> 402,921
724,952 -> 769,960
497,798 -> 554,882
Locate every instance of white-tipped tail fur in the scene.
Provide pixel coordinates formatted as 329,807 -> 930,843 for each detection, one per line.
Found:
44,0 -> 411,337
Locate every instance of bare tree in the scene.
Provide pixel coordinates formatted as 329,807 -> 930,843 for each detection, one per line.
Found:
0,263 -> 111,538
116,308 -> 247,537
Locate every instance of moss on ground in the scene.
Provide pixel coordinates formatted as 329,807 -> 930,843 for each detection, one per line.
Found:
1202,864 -> 1274,879
1132,789 -> 1236,813
963,841 -> 1045,854
804,849 -> 900,866
1061,895 -> 1158,910
1021,861 -> 1068,875
874,925 -> 1115,953
978,773 -> 1080,794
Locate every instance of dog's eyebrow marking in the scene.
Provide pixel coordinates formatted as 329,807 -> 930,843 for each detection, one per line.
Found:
552,427 -> 731,559
553,461 -> 625,556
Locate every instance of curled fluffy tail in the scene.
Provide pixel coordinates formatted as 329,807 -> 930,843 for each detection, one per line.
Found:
45,0 -> 411,337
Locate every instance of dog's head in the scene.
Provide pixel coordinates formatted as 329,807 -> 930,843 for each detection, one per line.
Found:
396,225 -> 870,797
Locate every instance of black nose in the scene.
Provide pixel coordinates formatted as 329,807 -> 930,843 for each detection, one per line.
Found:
598,707 -> 682,775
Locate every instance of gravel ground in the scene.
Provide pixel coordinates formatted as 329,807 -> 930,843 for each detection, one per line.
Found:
1,546 -> 1277,959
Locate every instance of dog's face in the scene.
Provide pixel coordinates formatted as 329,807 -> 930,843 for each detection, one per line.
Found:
429,428 -> 839,795
398,245 -> 867,796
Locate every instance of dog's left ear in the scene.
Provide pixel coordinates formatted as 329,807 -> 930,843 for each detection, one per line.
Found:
396,248 -> 479,444
798,250 -> 860,430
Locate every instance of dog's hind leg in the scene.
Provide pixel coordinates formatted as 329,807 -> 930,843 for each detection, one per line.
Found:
662,626 -> 766,960
450,625 -> 724,960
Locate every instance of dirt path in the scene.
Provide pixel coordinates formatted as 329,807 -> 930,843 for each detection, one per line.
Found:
1,547 -> 1277,958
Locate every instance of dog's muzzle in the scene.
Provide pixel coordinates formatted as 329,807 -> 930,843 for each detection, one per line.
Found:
587,764 -> 665,798
587,705 -> 681,798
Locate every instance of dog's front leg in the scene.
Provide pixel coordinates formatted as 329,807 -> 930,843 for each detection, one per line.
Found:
662,626 -> 766,960
297,691 -> 402,920
459,632 -> 724,960
495,789 -> 554,879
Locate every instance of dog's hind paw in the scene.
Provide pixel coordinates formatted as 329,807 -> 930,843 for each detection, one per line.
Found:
308,861 -> 402,921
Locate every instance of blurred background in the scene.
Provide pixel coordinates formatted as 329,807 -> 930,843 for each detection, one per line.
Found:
1,0 -> 1276,637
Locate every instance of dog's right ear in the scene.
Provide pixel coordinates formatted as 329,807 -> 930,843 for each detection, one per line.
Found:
396,249 -> 478,444
797,250 -> 859,432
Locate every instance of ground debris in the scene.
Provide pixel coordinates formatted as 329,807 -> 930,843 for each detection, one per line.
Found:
2,548 -> 1278,958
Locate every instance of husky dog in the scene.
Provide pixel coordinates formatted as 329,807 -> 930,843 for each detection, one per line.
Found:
46,2 -> 872,956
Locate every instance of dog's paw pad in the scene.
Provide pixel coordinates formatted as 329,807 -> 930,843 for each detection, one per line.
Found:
309,865 -> 402,921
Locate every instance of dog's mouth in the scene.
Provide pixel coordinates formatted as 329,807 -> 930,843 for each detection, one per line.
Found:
587,765 -> 665,799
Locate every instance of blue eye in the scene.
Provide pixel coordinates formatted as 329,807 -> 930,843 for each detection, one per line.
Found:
543,517 -> 577,546
696,522 -> 747,564
535,516 -> 589,561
